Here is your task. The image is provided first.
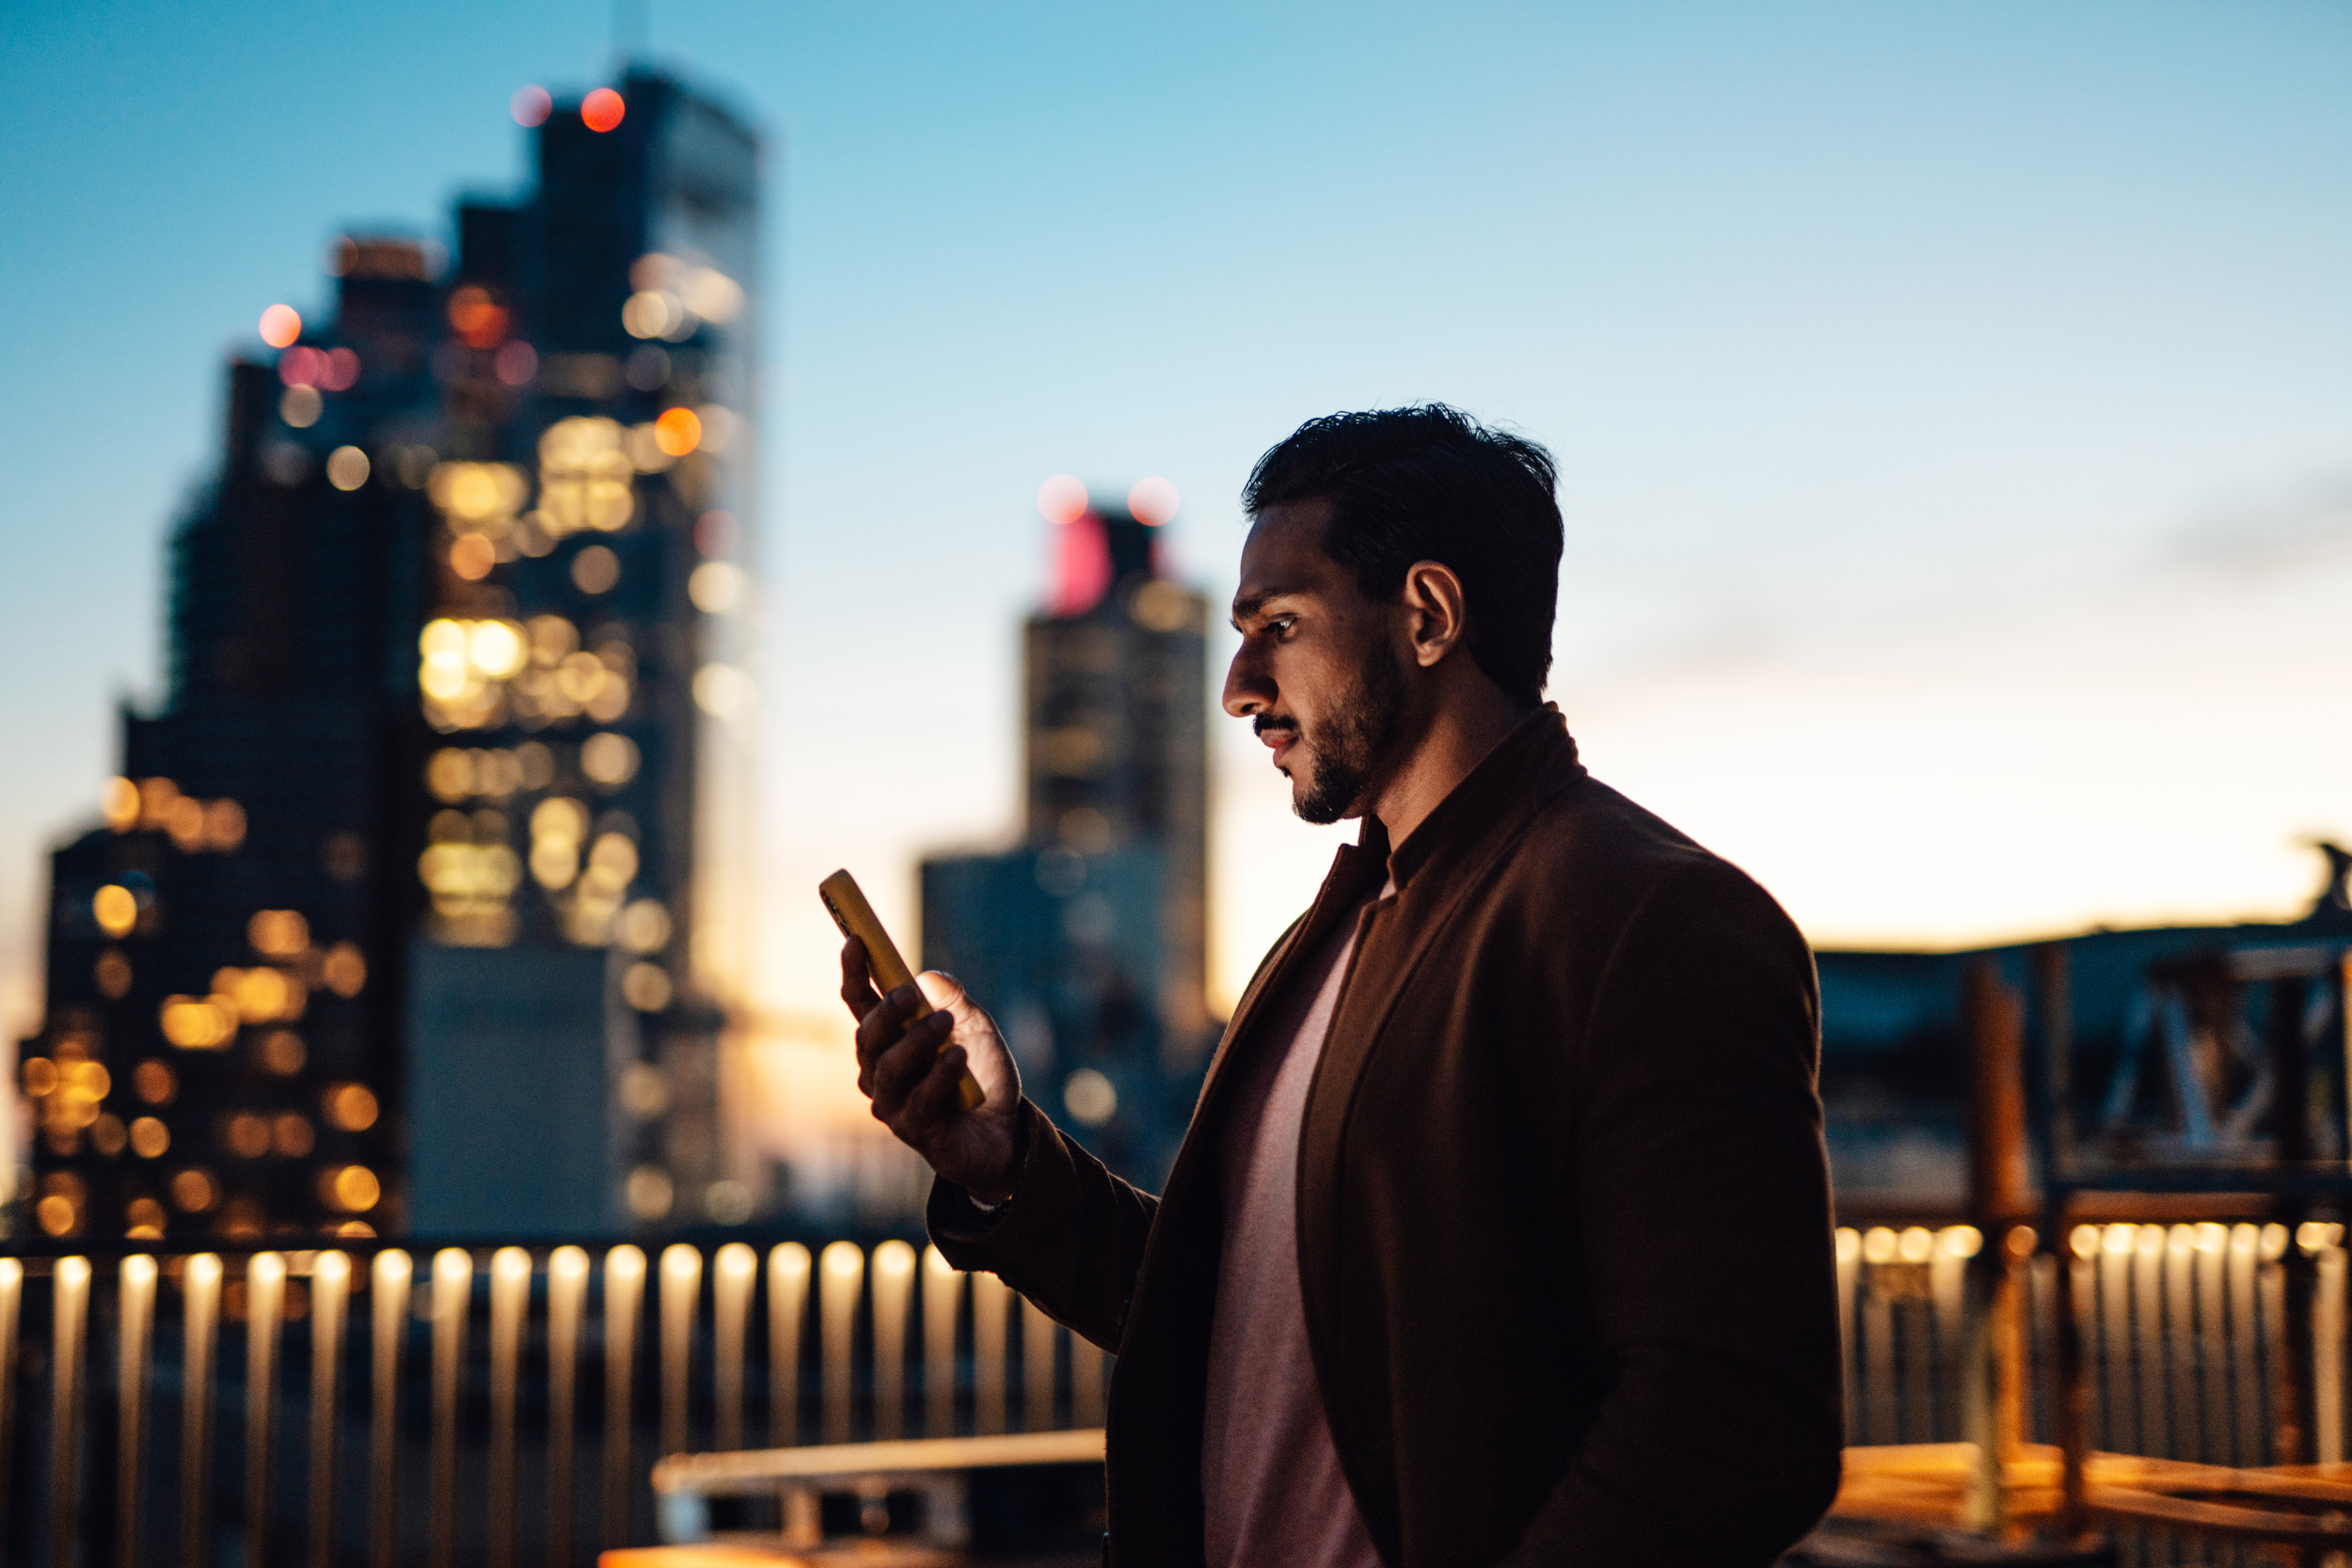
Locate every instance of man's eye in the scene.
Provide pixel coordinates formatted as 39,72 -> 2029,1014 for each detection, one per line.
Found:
1270,618 -> 1296,638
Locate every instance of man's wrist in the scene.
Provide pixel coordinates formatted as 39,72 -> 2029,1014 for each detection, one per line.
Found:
962,1102 -> 1031,1207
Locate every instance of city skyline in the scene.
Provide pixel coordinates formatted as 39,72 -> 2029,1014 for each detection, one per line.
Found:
16,69 -> 767,1240
6,5 -> 2349,1179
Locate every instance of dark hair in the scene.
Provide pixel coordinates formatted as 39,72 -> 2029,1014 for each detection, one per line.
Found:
1241,404 -> 1564,705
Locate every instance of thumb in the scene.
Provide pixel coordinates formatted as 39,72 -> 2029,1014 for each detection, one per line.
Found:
916,969 -> 973,1017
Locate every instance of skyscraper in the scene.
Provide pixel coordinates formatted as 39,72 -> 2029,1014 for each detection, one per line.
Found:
19,69 -> 761,1242
919,482 -> 1215,1187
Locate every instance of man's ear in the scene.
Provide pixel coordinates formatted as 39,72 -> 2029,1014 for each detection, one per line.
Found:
1397,560 -> 1469,670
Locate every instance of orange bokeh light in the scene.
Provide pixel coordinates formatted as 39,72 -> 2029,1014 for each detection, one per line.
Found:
447,285 -> 509,349
582,88 -> 626,134
652,407 -> 702,457
259,305 -> 302,349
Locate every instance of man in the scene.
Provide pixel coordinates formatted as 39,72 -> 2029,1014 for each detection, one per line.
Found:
842,406 -> 1843,1566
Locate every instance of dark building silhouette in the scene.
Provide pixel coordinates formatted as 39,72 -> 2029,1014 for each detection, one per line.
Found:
19,69 -> 761,1242
921,494 -> 1216,1188
1816,846 -> 2352,1212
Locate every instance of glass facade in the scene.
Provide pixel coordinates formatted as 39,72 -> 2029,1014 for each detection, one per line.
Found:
19,69 -> 762,1241
920,503 -> 1215,1189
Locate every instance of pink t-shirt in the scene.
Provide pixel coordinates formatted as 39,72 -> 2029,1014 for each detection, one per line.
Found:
1201,909 -> 1383,1568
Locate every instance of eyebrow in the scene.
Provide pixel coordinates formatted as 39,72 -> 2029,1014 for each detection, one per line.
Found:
1229,586 -> 1304,629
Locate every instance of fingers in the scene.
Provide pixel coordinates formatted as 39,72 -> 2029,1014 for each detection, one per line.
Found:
869,1010 -> 953,1114
851,981 -> 927,1094
875,1045 -> 975,1144
902,1046 -> 974,1129
837,937 -> 879,1021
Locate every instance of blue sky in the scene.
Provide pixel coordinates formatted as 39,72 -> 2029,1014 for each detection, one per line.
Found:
3,1 -> 2348,1050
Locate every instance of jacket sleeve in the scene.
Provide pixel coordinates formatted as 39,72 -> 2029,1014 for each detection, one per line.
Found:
926,1095 -> 1160,1353
1503,857 -> 1846,1567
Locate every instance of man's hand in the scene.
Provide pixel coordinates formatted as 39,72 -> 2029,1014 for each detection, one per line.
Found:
840,937 -> 1026,1202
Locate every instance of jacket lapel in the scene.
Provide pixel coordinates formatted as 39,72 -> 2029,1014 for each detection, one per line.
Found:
1294,710 -> 1588,1339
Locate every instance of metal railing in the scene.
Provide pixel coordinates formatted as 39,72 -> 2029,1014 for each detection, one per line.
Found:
0,1235 -> 1107,1566
5,1219 -> 2343,1563
1834,1220 -> 2348,1466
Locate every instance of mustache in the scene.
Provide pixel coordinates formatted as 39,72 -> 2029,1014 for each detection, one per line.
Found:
1253,715 -> 1299,738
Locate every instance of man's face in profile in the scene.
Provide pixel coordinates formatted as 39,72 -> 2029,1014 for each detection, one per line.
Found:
1223,499 -> 1407,825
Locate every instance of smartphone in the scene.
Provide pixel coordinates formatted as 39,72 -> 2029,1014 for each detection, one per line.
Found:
819,869 -> 986,1111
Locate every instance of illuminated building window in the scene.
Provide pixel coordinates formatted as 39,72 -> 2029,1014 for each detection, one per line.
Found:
688,561 -> 742,614
326,447 -> 371,491
130,1117 -> 170,1158
323,1082 -> 379,1132
626,1164 -> 674,1222
419,617 -> 528,731
273,1113 -> 315,1158
94,949 -> 133,998
213,966 -> 306,1024
90,1114 -> 128,1157
205,800 -> 247,851
165,795 -> 207,851
248,909 -> 310,956
321,1164 -> 380,1212
571,544 -> 620,594
450,532 -> 498,580
619,1062 -> 669,1118
581,731 -> 640,786
255,1029 -> 306,1076
322,942 -> 366,997
125,1196 -> 166,1236
621,962 -> 672,1012
93,884 -> 137,938
102,776 -> 140,832
538,419 -> 634,536
160,994 -> 237,1049
225,1112 -> 272,1160
617,898 -> 672,953
133,1060 -> 175,1103
169,1168 -> 216,1213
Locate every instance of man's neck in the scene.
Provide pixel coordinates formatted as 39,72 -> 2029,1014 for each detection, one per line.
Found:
1363,677 -> 1534,852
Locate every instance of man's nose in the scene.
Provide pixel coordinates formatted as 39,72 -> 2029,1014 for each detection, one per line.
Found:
1222,645 -> 1269,719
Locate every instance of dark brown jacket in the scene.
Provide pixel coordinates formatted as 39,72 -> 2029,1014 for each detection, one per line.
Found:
930,709 -> 1843,1566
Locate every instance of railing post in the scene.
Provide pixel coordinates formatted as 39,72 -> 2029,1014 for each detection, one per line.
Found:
428,1250 -> 471,1568
245,1253 -> 285,1568
711,1244 -> 755,1452
0,1258 -> 20,1549
182,1253 -> 223,1568
368,1250 -> 411,1568
487,1247 -> 531,1568
2272,974 -> 2319,1465
602,1245 -> 645,1549
118,1255 -> 157,1568
546,1247 -> 588,1568
972,1271 -> 1009,1436
1960,959 -> 2029,1531
767,1244 -> 809,1449
659,1246 -> 701,1460
308,1252 -> 350,1568
1022,1294 -> 1057,1433
819,1243 -> 864,1444
871,1243 -> 915,1441
922,1247 -> 961,1439
52,1255 -> 90,1568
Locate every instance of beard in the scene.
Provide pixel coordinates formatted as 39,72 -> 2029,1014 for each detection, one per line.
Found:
1282,647 -> 1407,825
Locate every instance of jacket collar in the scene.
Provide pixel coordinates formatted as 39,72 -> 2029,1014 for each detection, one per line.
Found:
1373,702 -> 1584,895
